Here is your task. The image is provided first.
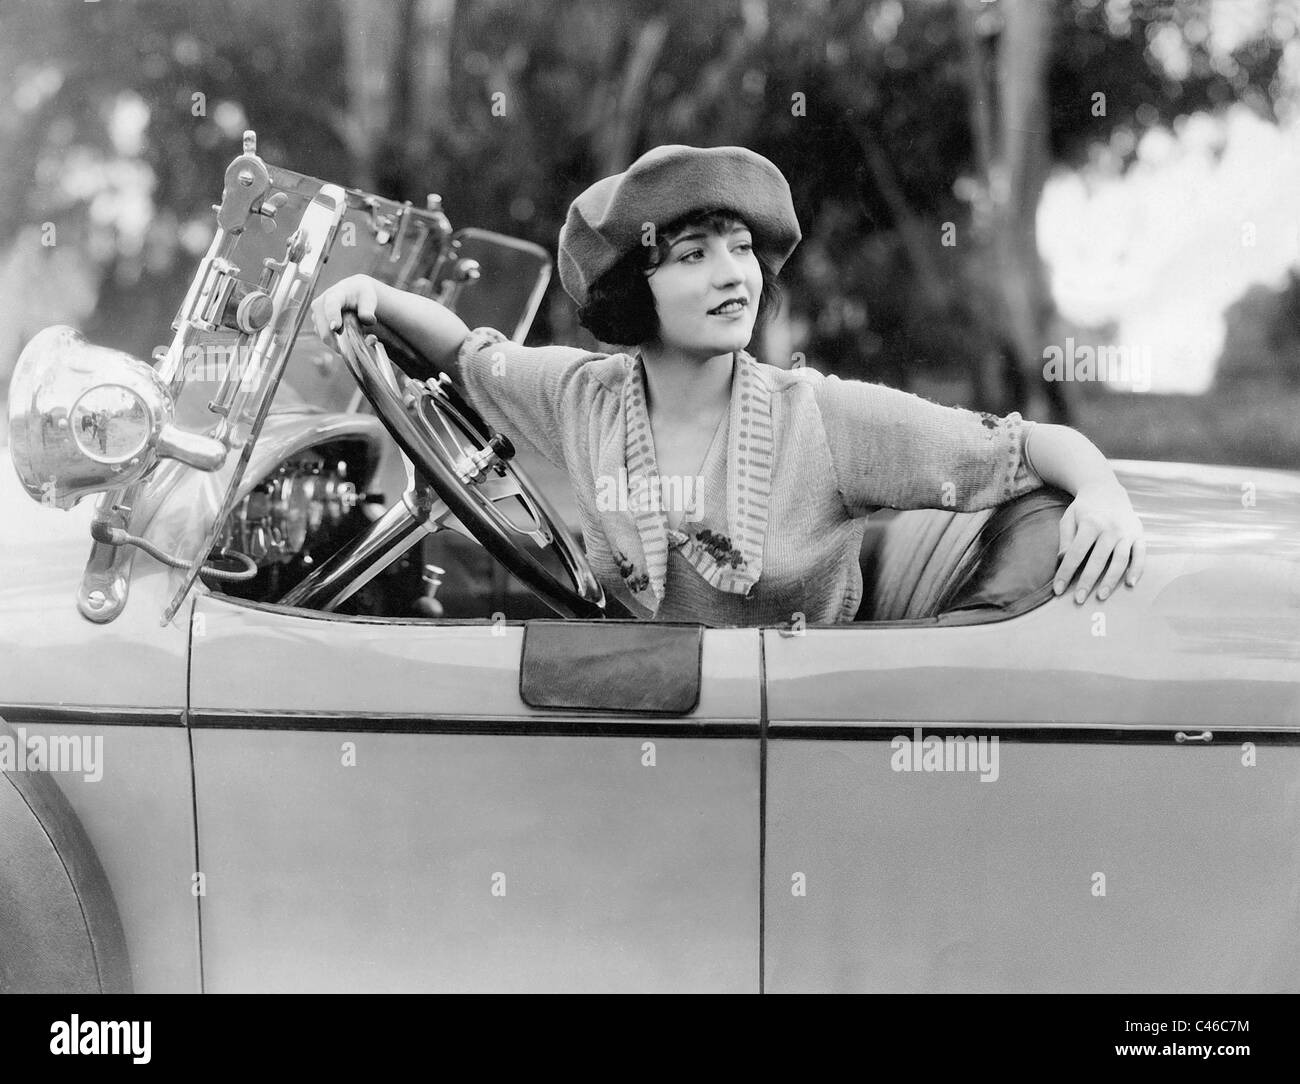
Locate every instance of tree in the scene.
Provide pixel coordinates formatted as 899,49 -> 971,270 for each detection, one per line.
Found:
957,0 -> 1063,419
2,0 -> 1293,416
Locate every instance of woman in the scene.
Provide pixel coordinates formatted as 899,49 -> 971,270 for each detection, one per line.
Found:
311,144 -> 1145,625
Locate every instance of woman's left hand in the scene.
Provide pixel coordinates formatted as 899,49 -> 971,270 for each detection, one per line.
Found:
1055,481 -> 1147,604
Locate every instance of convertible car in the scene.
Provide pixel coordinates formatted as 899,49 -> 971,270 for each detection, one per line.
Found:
2,134 -> 1299,993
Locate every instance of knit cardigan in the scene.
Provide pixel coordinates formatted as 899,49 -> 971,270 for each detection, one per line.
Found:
456,327 -> 1044,626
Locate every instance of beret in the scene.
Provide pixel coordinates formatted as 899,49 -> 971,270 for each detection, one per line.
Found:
558,144 -> 801,306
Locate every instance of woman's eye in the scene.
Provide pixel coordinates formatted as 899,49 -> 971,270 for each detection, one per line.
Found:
678,249 -> 704,262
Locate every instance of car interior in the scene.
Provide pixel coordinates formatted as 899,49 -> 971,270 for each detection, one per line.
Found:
209,417 -> 1071,628
132,154 -> 1068,633
855,485 -> 1071,625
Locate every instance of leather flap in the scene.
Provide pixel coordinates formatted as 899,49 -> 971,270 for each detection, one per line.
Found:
520,620 -> 703,714
938,487 -> 1071,614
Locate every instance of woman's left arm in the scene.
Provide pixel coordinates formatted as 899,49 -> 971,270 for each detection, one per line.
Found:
1024,424 -> 1146,604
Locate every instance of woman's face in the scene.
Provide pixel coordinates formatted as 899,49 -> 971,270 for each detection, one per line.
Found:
645,217 -> 762,359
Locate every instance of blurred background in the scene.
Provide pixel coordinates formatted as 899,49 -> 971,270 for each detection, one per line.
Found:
2,0 -> 1300,467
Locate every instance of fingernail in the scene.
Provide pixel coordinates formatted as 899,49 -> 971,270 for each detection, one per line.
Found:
1126,576 -> 1136,586
1053,581 -> 1064,595
1074,590 -> 1085,604
1098,588 -> 1109,601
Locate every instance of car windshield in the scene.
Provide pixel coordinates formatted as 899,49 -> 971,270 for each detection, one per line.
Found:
157,158 -> 552,624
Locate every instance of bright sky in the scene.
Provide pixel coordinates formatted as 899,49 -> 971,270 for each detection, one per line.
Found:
1037,0 -> 1300,393
1039,106 -> 1300,393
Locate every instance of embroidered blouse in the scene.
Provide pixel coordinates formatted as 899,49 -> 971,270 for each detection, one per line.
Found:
455,327 -> 1044,626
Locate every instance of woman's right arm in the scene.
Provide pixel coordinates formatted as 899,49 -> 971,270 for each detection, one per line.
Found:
313,275 -> 603,470
309,275 -> 470,382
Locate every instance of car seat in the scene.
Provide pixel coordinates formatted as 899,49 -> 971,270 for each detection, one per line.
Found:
856,487 -> 1071,622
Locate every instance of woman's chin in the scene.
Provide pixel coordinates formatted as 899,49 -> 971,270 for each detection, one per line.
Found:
703,325 -> 756,355
658,324 -> 756,359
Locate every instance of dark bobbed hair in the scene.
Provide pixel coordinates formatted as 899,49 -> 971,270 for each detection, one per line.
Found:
576,209 -> 783,347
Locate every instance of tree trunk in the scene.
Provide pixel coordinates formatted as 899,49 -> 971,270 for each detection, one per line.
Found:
403,0 -> 458,196
600,18 -> 670,175
956,0 -> 1070,423
995,0 -> 1067,422
854,126 -> 949,317
339,0 -> 406,191
956,0 -> 1007,411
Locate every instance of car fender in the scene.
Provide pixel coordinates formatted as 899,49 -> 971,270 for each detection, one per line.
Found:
0,720 -> 132,993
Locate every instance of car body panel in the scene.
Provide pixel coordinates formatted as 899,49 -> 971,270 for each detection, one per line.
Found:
760,459 -> 1300,993
189,595 -> 759,721
1,468 -> 200,993
2,720 -> 201,993
6,402 -> 1299,990
0,466 -> 189,709
189,728 -> 758,992
763,738 -> 1300,992
187,595 -> 761,991
763,587 -> 1300,727
765,460 -> 1300,728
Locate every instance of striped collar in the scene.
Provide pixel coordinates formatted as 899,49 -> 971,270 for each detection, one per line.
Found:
604,350 -> 772,616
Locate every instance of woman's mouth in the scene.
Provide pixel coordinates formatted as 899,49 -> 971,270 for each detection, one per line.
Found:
707,298 -> 749,317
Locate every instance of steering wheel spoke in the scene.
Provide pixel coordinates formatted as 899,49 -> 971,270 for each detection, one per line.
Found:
476,472 -> 523,502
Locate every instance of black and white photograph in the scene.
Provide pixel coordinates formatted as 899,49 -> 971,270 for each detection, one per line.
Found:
0,0 -> 1296,1035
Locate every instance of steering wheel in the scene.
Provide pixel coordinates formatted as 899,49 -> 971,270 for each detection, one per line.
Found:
319,311 -> 605,619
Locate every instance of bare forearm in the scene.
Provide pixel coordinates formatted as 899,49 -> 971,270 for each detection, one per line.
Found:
373,281 -> 471,381
1026,423 -> 1122,496
1026,423 -> 1146,602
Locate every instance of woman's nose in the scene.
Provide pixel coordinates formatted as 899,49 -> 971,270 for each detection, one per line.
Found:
711,250 -> 744,286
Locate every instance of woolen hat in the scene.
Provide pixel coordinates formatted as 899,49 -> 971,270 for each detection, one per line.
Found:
557,144 -> 801,306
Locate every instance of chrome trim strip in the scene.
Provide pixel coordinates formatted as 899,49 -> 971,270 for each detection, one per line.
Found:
768,722 -> 1300,743
0,704 -> 184,726
187,710 -> 758,737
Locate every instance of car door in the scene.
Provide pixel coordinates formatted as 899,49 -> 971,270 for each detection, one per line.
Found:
187,593 -> 761,992
761,593 -> 1300,993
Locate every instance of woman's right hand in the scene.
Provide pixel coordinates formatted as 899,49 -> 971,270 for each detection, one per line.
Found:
310,274 -> 384,354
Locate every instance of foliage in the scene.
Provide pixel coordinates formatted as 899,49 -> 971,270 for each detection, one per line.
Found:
0,0 -> 1293,415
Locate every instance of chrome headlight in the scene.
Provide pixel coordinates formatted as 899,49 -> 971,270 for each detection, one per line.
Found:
8,326 -> 226,509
